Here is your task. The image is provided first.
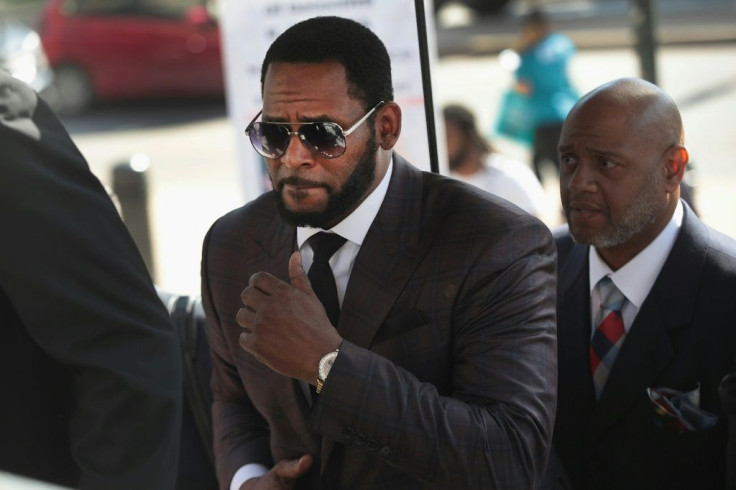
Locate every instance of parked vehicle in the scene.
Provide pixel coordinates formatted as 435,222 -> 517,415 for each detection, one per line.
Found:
39,0 -> 223,114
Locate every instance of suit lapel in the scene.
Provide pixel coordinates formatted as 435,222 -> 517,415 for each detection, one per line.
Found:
556,242 -> 598,421
254,201 -> 296,276
337,155 -> 432,348
590,300 -> 675,438
246,200 -> 320,435
589,204 -> 707,440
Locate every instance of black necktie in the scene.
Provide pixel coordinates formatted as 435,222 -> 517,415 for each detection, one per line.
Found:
307,232 -> 347,327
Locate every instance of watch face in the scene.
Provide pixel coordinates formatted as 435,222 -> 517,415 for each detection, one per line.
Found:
319,351 -> 339,381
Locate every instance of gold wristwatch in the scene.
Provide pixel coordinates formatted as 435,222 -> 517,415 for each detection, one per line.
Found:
316,348 -> 339,394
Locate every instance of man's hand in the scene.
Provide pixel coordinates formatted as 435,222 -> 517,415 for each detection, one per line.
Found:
237,251 -> 342,383
241,455 -> 314,490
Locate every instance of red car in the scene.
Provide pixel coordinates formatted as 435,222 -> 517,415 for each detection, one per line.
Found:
39,0 -> 223,113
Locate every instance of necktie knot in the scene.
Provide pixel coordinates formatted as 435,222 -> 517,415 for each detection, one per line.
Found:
309,232 -> 347,264
597,276 -> 626,321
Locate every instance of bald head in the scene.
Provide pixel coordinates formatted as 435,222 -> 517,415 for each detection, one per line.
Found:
573,77 -> 684,147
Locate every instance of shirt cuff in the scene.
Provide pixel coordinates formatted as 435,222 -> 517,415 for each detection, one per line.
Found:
230,463 -> 269,490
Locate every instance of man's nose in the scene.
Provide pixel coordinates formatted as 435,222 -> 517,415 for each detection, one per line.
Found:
280,131 -> 315,169
565,161 -> 597,193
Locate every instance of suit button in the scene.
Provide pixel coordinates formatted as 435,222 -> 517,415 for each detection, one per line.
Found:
379,445 -> 392,457
343,428 -> 355,441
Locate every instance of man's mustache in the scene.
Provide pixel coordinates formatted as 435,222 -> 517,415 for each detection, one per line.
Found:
275,176 -> 328,190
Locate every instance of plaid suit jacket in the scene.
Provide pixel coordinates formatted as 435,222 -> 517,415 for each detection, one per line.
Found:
201,154 -> 558,489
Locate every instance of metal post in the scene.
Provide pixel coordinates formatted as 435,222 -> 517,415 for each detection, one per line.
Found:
415,0 -> 440,174
631,0 -> 658,84
112,155 -> 155,279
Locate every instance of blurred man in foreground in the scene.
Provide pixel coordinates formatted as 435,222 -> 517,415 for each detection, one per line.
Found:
0,70 -> 182,489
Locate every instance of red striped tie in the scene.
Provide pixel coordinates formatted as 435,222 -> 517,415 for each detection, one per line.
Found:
590,277 -> 626,398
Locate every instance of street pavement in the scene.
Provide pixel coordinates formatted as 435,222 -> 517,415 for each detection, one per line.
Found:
64,43 -> 736,295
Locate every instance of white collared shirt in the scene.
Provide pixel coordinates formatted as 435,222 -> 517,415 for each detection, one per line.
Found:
588,200 -> 683,336
297,158 -> 394,305
231,158 -> 394,490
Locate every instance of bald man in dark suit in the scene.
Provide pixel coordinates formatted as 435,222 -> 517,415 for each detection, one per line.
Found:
546,78 -> 736,489
0,70 -> 182,489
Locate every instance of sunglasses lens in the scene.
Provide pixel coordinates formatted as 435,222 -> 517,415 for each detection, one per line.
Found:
300,123 -> 346,158
249,123 -> 289,158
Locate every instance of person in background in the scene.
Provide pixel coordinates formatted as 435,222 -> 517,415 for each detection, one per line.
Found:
513,8 -> 578,183
0,70 -> 182,489
201,15 -> 557,490
547,77 -> 736,489
444,103 -> 548,219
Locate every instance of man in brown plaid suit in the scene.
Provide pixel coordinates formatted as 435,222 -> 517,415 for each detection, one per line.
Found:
201,16 -> 557,490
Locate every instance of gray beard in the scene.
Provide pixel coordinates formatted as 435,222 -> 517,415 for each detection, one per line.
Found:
576,170 -> 665,249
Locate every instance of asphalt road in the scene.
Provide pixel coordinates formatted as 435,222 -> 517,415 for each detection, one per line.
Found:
61,42 -> 736,294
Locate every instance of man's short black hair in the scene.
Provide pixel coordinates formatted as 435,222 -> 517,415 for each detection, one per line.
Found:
260,16 -> 394,110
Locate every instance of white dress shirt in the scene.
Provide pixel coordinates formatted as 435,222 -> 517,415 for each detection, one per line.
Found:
231,159 -> 394,490
297,159 -> 394,303
588,200 -> 683,335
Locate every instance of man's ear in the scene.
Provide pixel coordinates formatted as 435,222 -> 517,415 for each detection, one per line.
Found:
376,102 -> 402,150
664,145 -> 688,193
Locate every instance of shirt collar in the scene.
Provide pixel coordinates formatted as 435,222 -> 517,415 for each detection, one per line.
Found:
297,157 -> 394,248
589,200 -> 683,308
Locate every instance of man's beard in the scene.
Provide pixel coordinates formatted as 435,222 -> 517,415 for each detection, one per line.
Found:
274,139 -> 378,228
573,169 -> 665,249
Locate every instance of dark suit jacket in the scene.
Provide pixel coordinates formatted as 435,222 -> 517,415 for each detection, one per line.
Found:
201,154 -> 558,489
0,72 -> 182,489
720,371 -> 736,489
549,203 -> 736,490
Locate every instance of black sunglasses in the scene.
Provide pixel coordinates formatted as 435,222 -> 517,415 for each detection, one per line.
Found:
244,101 -> 385,159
